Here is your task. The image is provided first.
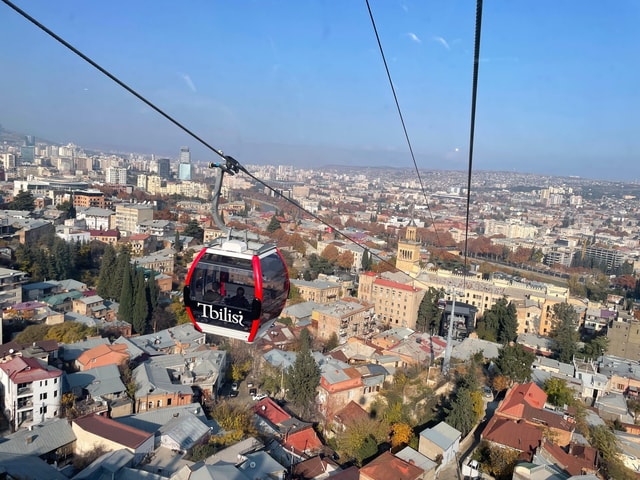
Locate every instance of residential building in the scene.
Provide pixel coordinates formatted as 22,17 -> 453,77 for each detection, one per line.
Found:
0,356 -> 62,429
0,267 -> 28,312
115,203 -> 154,236
607,317 -> 640,361
72,294 -> 107,318
72,414 -> 154,464
291,278 -> 342,304
0,417 -> 75,466
360,451 -> 425,480
75,343 -> 130,371
77,207 -> 116,230
132,363 -> 193,412
105,166 -> 127,185
73,189 -> 111,209
358,272 -> 426,330
119,233 -> 157,257
311,299 -> 374,342
418,421 -> 461,466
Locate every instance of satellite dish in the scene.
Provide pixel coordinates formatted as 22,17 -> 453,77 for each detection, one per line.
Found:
249,462 -> 256,469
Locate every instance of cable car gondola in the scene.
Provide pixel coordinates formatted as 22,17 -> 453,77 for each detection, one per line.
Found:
184,157 -> 290,342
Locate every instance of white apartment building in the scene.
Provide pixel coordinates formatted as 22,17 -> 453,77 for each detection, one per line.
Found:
106,167 -> 128,185
0,356 -> 62,430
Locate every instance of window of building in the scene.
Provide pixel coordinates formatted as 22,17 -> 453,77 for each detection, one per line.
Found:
54,391 -> 57,398
40,393 -> 48,400
167,398 -> 172,406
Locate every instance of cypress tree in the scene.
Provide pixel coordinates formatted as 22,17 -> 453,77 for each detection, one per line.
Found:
119,264 -> 135,325
111,249 -> 131,301
97,244 -> 117,299
132,268 -> 148,334
147,271 -> 159,311
286,328 -> 320,417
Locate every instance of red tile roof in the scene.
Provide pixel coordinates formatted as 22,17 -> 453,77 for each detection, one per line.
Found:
0,356 -> 61,383
76,344 -> 129,370
291,455 -> 339,479
360,451 -> 424,480
373,278 -> 417,292
283,426 -> 323,456
89,229 -> 119,237
482,416 -> 542,456
74,414 -> 152,449
334,401 -> 370,426
498,382 -> 547,418
539,440 -> 598,476
254,397 -> 292,426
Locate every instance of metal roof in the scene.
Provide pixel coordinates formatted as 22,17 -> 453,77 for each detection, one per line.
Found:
0,418 -> 75,456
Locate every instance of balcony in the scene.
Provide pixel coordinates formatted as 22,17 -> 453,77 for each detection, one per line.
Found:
17,400 -> 33,410
17,386 -> 33,396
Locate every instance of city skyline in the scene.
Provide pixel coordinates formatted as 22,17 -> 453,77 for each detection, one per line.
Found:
1,1 -> 639,181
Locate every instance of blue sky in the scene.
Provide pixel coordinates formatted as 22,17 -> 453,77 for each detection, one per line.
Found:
1,0 -> 639,181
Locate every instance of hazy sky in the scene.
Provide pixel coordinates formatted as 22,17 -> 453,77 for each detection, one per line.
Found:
1,1 -> 639,180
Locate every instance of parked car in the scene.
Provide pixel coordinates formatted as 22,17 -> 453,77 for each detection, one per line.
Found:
252,393 -> 268,401
249,388 -> 257,397
231,382 -> 239,391
229,390 -> 239,398
483,386 -> 493,399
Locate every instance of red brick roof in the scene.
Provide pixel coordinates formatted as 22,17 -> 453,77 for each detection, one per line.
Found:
76,344 -> 129,370
0,356 -> 61,383
283,426 -> 323,456
498,382 -> 547,418
334,401 -> 370,426
89,229 -> 119,237
74,414 -> 152,449
539,440 -> 598,476
253,397 -> 292,425
482,416 -> 542,456
359,451 -> 423,480
291,455 -> 339,479
373,278 -> 416,292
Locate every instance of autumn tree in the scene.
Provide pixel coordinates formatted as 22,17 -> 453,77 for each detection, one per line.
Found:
390,422 -> 414,449
337,250 -> 354,270
320,244 -> 340,264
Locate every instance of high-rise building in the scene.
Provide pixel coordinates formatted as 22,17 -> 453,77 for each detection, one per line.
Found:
106,167 -> 128,185
178,147 -> 192,181
20,135 -> 35,163
157,158 -> 171,179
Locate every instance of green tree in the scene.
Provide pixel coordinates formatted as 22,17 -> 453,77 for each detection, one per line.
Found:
416,287 -> 444,334
335,417 -> 387,466
183,219 -> 204,242
14,324 -> 51,343
113,249 -> 132,301
46,322 -> 93,343
445,388 -> 477,436
9,189 -> 35,211
543,377 -> 575,407
119,265 -> 135,325
581,334 -> 608,359
266,215 -> 282,234
324,332 -> 339,352
97,244 -> 118,299
57,200 -> 76,219
550,302 -> 579,363
132,269 -> 148,334
285,328 -> 320,417
147,271 -> 160,312
494,343 -> 535,384
361,249 -> 372,271
568,275 -> 587,297
477,297 -> 517,344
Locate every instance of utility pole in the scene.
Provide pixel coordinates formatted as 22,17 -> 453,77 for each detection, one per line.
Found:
442,289 -> 460,376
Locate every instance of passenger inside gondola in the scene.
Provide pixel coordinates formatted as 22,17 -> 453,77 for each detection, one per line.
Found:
204,281 -> 223,302
227,287 -> 251,309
